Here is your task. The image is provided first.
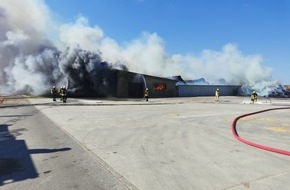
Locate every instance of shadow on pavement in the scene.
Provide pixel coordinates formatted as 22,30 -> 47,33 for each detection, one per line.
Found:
0,123 -> 71,186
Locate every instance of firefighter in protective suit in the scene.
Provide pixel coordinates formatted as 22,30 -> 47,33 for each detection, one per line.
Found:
251,91 -> 258,104
215,88 -> 220,101
144,88 -> 149,101
59,86 -> 67,103
50,86 -> 57,101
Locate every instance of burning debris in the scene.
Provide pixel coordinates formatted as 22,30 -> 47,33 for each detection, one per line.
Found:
239,83 -> 288,97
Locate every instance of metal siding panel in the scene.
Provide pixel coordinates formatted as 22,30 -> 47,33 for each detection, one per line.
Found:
177,85 -> 241,97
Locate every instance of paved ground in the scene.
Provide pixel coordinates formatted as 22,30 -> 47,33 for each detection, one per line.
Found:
0,96 -> 133,190
2,96 -> 290,189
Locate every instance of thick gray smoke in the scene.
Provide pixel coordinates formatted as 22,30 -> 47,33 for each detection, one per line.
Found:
0,0 -> 286,97
0,0 -> 126,96
0,0 -> 58,95
0,26 -> 60,94
59,46 -> 127,97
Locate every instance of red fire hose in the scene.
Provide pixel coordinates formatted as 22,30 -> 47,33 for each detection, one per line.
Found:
232,107 -> 290,156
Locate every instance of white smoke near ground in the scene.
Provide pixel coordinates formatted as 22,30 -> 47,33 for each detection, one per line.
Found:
0,0 -> 286,97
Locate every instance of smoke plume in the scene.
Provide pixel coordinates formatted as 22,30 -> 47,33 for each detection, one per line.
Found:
0,0 -> 286,97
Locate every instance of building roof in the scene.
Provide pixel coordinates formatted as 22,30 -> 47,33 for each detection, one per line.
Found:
116,69 -> 178,82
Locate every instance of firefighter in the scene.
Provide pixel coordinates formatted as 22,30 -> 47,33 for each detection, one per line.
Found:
59,86 -> 63,101
251,91 -> 258,104
144,88 -> 149,101
215,88 -> 220,101
59,86 -> 67,103
50,86 -> 57,101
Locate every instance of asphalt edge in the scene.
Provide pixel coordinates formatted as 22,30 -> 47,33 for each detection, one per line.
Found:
27,99 -> 141,190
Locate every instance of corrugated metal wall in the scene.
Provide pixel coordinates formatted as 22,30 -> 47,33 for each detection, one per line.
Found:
177,85 -> 241,97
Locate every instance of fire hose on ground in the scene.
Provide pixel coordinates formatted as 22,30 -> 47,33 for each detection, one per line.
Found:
232,107 -> 290,156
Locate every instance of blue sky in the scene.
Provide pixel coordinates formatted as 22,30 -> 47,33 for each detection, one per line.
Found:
46,0 -> 290,84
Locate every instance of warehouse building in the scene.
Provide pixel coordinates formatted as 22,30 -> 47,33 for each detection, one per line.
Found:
70,69 -> 177,98
116,70 -> 177,98
69,69 -> 241,98
115,70 -> 241,98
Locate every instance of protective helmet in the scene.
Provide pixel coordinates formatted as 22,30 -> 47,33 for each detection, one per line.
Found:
53,86 -> 55,88
217,88 -> 219,91
146,88 -> 148,90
